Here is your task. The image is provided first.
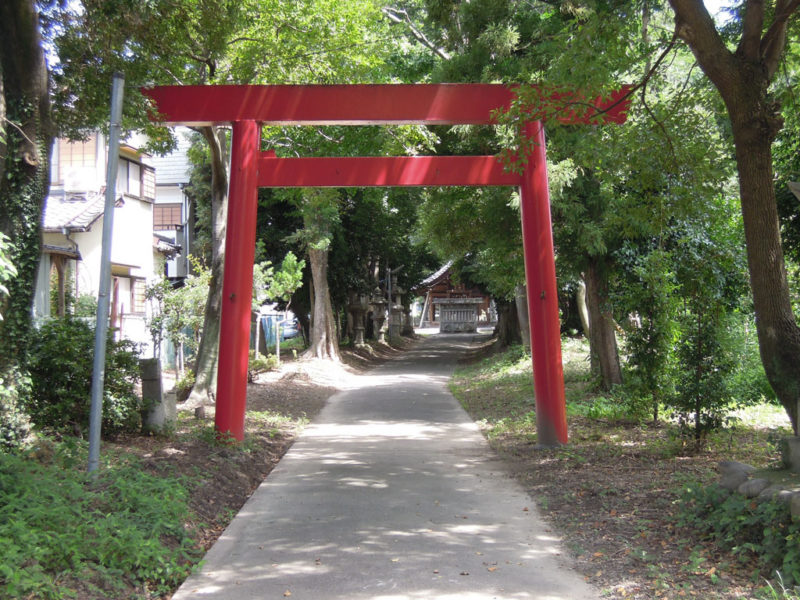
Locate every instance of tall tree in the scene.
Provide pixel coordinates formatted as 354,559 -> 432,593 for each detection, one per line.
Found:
52,0 -> 243,405
0,0 -> 53,392
291,189 -> 342,360
189,127 -> 228,404
53,0 -> 398,391
667,0 -> 800,433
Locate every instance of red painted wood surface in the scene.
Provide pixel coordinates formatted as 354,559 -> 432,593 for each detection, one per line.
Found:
257,155 -> 522,187
215,121 -> 260,441
519,122 -> 568,446
141,83 -> 630,446
143,84 -> 630,126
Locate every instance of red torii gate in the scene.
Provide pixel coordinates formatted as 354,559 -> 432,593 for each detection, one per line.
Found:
144,84 -> 630,447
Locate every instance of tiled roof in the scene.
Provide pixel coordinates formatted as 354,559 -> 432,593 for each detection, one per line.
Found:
42,191 -> 114,232
153,233 -> 181,257
42,244 -> 81,259
419,261 -> 453,288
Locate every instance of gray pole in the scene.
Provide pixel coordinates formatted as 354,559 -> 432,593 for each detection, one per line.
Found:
88,73 -> 124,474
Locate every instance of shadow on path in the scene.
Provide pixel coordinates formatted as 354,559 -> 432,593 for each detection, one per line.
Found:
173,334 -> 597,600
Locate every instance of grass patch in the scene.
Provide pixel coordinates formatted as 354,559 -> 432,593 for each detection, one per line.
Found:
247,409 -> 308,429
0,440 -> 200,599
263,336 -> 306,357
451,337 -> 794,598
450,344 -> 536,440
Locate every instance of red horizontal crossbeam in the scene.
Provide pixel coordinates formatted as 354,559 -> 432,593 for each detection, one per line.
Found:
257,155 -> 521,187
143,84 -> 630,126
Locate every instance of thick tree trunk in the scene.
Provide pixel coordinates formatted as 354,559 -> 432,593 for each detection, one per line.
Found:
668,0 -> 800,433
494,298 -> 522,348
188,126 -> 228,405
0,0 -> 52,371
585,259 -> 623,390
733,119 -> 800,434
514,284 -> 531,351
305,247 -> 340,360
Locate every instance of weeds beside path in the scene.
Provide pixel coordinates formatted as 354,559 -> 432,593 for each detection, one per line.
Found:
5,333 -> 793,600
0,338 -> 415,600
451,337 -> 794,600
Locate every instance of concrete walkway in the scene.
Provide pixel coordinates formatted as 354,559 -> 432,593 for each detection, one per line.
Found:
173,334 -> 598,600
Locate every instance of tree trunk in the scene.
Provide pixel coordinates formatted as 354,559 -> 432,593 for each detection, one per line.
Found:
576,277 -> 591,339
576,274 -> 600,383
585,259 -> 622,390
305,247 -> 340,360
732,118 -> 800,434
514,284 -> 531,351
668,0 -> 800,433
494,298 -> 522,348
188,126 -> 228,405
0,0 -> 52,372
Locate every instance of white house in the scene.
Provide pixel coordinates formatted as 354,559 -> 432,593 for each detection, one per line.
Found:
148,127 -> 195,281
33,133 -> 179,355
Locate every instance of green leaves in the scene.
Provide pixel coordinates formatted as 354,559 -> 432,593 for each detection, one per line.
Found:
270,251 -> 305,303
0,232 -> 18,322
0,447 -> 200,598
284,188 -> 340,252
146,257 -> 211,359
677,482 -> 800,585
24,317 -> 142,436
253,251 -> 305,309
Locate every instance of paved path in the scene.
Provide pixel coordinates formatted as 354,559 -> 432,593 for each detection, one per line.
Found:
173,334 -> 598,600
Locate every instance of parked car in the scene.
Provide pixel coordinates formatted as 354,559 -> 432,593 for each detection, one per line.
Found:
282,319 -> 301,340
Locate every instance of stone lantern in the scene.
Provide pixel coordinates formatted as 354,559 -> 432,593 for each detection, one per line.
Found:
370,287 -> 387,343
348,292 -> 370,347
402,303 -> 414,336
389,276 -> 404,340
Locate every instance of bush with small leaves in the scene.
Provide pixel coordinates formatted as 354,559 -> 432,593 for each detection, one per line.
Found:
248,351 -> 279,382
0,369 -> 32,452
174,369 -> 195,403
25,316 -> 142,436
677,482 -> 800,586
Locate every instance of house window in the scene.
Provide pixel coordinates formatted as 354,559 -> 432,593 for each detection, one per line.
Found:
57,136 -> 97,184
131,278 -> 146,314
117,159 -> 130,194
142,166 -> 156,200
118,158 -> 151,198
129,162 -> 141,197
154,203 -> 183,230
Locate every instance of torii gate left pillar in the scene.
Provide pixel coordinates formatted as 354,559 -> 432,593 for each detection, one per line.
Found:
214,120 -> 260,441
144,84 -> 630,446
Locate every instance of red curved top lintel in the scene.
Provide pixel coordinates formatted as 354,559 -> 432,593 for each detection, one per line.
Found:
142,83 -> 631,127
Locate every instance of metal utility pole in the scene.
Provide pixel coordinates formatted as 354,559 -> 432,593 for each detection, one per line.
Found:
88,73 -> 124,473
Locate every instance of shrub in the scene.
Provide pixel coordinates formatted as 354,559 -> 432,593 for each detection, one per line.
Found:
248,351 -> 278,382
676,482 -> 800,585
25,317 -> 142,436
72,293 -> 98,318
0,369 -> 32,452
0,445 -> 200,598
174,369 -> 195,403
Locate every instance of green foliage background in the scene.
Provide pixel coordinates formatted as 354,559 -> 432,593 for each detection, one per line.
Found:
0,444 -> 199,599
25,317 -> 142,436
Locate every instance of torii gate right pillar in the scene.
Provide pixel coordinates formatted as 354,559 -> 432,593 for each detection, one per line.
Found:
520,121 -> 568,446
